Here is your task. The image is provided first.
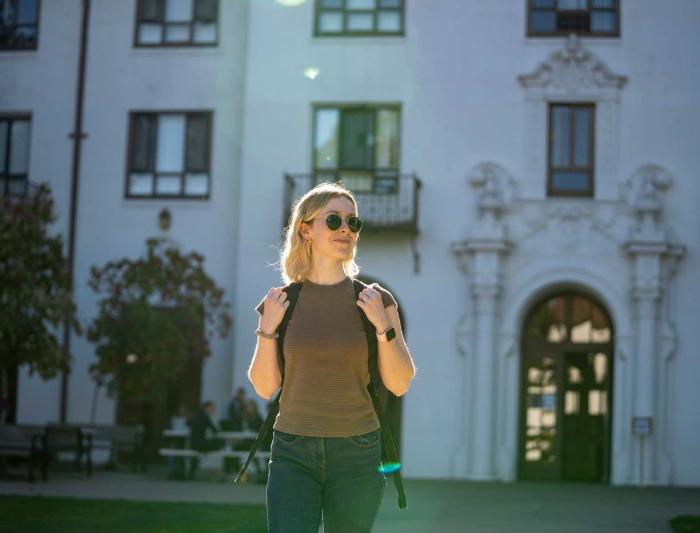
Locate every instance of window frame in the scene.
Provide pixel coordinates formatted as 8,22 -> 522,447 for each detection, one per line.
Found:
313,0 -> 405,38
311,102 -> 402,194
0,113 -> 32,198
124,110 -> 213,200
547,102 -> 595,198
0,0 -> 41,52
133,0 -> 219,48
526,0 -> 620,38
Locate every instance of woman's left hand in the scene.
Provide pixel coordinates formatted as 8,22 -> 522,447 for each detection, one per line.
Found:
356,285 -> 391,332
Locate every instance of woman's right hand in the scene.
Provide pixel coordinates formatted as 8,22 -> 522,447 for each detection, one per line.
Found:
259,287 -> 290,335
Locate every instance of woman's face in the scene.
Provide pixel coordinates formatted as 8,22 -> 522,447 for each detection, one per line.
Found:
301,196 -> 359,262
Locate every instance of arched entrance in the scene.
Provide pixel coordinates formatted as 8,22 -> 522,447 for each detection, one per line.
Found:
518,291 -> 613,482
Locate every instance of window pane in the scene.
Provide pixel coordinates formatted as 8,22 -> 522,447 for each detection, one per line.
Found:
140,0 -> 163,21
193,21 -> 216,43
377,11 -> 401,32
17,0 -> 39,24
318,12 -> 343,32
165,23 -> 190,42
185,115 -> 209,172
138,23 -> 163,44
532,0 -> 556,7
185,173 -> 208,195
347,13 -> 373,31
157,115 -> 185,172
129,173 -> 153,195
320,0 -> 342,7
194,0 -> 217,21
591,11 -> 615,32
558,0 -> 588,9
131,115 -> 155,171
314,109 -> 339,169
573,108 -> 591,167
530,12 -> 556,32
165,0 -> 192,21
347,0 -> 375,9
375,109 -> 399,168
551,106 -> 571,167
339,172 -> 373,193
9,120 -> 31,174
552,171 -> 590,192
156,175 -> 182,194
340,109 -> 373,169
0,122 -> 7,173
379,0 -> 401,7
591,0 -> 615,7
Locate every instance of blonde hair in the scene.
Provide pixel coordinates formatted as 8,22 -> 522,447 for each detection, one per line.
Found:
279,181 -> 361,285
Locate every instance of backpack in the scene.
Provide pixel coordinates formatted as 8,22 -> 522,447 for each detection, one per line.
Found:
234,278 -> 408,509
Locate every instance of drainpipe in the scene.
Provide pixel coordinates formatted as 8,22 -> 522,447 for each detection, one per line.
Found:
60,0 -> 91,422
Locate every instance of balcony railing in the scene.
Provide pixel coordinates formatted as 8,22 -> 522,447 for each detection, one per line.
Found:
1,178 -> 43,203
283,173 -> 422,235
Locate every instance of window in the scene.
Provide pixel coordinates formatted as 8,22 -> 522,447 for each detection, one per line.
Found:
0,116 -> 31,197
0,0 -> 40,51
313,104 -> 400,193
135,0 -> 218,47
314,0 -> 404,36
126,111 -> 212,199
547,103 -> 594,197
527,0 -> 619,37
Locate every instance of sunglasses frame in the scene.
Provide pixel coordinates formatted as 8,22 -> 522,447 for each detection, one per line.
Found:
307,213 -> 363,233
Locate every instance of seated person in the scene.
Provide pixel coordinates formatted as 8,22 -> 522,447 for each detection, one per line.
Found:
188,400 -> 225,477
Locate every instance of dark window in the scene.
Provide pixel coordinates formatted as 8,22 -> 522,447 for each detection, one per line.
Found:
528,0 -> 619,37
548,103 -> 594,197
135,0 -> 218,47
313,104 -> 400,193
126,111 -> 212,199
0,0 -> 40,51
314,0 -> 404,37
0,116 -> 31,197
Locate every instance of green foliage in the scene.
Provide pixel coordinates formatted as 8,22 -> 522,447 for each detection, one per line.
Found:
87,237 -> 232,402
0,184 -> 81,378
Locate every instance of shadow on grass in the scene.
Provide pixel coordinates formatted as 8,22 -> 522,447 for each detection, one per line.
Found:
670,516 -> 700,533
0,495 -> 267,533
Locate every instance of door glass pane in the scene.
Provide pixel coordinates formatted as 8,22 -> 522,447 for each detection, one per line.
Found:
315,109 -> 339,169
593,353 -> 607,384
347,13 -> 373,31
552,171 -> 589,192
193,22 -> 216,43
165,0 -> 192,21
17,0 -> 39,24
194,0 -> 217,21
165,23 -> 190,42
551,106 -> 571,167
530,11 -> 556,32
185,173 -> 208,195
129,173 -> 153,195
558,0 -> 588,9
590,11 -> 615,32
340,109 -> 373,169
318,12 -> 343,32
141,0 -> 163,21
524,357 -> 557,464
375,109 -> 399,168
156,174 -> 181,194
591,0 -> 615,8
138,23 -> 163,44
573,107 -> 591,166
565,391 -> 580,414
588,390 -> 607,415
157,115 -> 185,173
9,120 -> 30,174
131,115 -> 155,171
525,296 -> 567,342
532,0 -> 556,7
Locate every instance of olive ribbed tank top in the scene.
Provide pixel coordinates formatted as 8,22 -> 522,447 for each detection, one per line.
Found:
255,276 -> 397,437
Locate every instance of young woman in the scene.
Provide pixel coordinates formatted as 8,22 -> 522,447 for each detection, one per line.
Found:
247,181 -> 416,532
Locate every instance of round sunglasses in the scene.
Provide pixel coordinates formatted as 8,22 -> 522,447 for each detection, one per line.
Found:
315,213 -> 363,233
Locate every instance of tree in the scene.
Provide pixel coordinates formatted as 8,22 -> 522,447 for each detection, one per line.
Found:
0,184 -> 82,419
87,237 -> 232,452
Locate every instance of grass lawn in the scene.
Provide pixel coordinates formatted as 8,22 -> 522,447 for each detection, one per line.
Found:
0,495 -> 267,533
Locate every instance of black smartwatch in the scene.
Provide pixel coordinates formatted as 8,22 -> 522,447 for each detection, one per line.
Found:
377,327 -> 396,343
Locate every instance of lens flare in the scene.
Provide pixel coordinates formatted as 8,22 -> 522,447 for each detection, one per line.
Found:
378,462 -> 401,474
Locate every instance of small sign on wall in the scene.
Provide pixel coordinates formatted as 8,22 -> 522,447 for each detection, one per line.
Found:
631,416 -> 653,436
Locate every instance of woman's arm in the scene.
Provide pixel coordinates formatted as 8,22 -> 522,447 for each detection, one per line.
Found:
375,304 -> 416,397
247,315 -> 282,400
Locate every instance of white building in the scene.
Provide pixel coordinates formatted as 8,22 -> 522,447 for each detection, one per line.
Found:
2,0 -> 698,486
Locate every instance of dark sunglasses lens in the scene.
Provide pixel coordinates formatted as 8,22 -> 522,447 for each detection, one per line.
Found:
348,216 -> 362,233
325,214 -> 342,230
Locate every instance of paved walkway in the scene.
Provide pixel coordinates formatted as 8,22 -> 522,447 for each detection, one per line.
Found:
1,470 -> 698,532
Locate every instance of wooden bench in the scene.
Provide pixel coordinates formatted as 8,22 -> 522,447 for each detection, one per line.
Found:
82,424 -> 145,472
0,424 -> 48,482
45,424 -> 93,477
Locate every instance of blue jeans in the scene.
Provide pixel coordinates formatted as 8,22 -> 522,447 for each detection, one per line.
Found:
266,428 -> 387,533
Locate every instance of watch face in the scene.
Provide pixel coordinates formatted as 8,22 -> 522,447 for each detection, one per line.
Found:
386,328 -> 396,341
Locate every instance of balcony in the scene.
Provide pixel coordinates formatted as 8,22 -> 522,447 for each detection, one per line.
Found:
283,173 -> 422,235
1,178 -> 43,203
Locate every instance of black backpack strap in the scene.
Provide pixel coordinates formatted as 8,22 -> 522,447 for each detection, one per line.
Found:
234,281 -> 302,483
353,279 -> 408,509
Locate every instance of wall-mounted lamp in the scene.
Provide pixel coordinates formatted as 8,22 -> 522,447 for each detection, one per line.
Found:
158,207 -> 171,231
